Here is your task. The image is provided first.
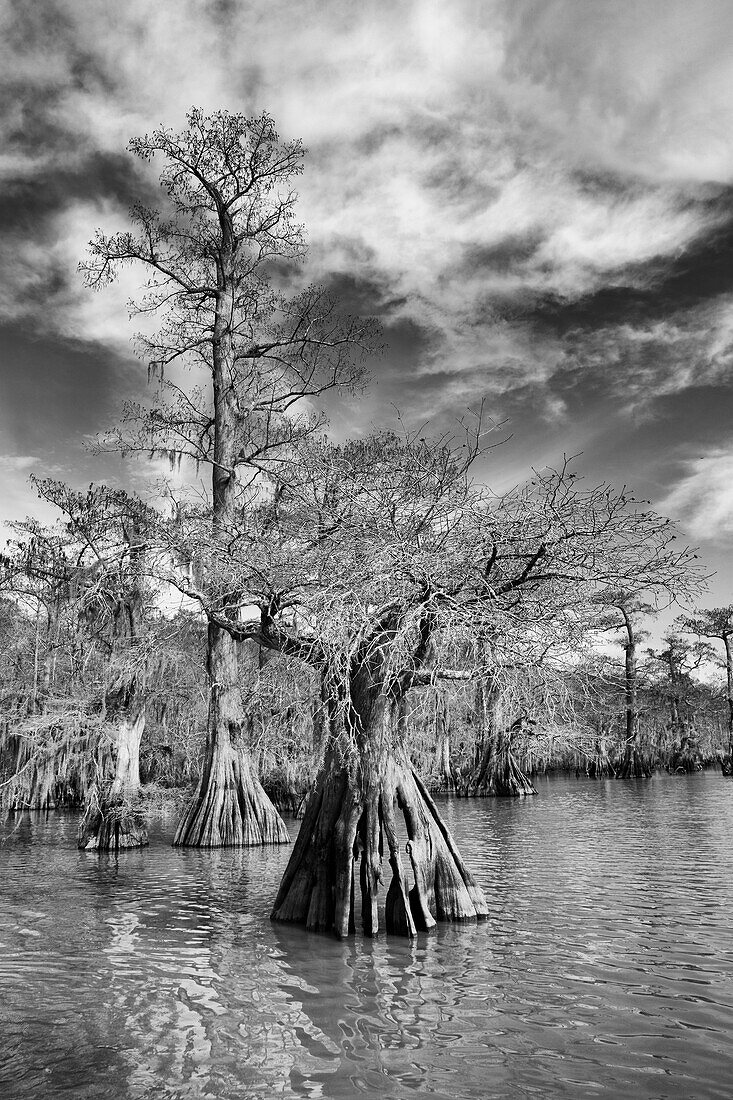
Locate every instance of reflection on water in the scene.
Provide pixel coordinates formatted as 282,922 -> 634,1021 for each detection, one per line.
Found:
1,774 -> 732,1099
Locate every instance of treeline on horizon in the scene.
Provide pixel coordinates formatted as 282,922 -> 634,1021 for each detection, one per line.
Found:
1,570 -> 732,819
1,108 -> 731,938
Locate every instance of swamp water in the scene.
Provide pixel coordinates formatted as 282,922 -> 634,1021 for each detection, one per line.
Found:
1,773 -> 732,1099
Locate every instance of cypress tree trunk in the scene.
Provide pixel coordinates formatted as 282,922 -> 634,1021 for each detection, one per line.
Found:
587,722 -> 616,779
618,633 -> 651,778
173,626 -> 290,847
470,681 -> 536,796
78,530 -> 150,852
78,711 -> 148,851
666,672 -> 700,773
669,716 -> 701,774
107,713 -> 145,803
471,718 -> 537,795
271,681 -> 487,938
618,725 -> 652,779
173,234 -> 289,848
432,693 -> 454,791
723,636 -> 733,775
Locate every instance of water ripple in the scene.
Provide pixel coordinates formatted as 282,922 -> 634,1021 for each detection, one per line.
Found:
1,775 -> 733,1098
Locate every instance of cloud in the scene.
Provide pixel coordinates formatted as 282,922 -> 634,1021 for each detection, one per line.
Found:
500,0 -> 733,184
657,448 -> 733,544
0,454 -> 40,472
551,300 -> 733,414
2,0 -> 733,483
0,453 -> 50,531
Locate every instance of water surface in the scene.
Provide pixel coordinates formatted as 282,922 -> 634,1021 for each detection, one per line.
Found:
1,773 -> 732,1099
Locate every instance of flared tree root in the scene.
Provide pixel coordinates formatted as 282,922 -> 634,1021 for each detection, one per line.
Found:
668,730 -> 703,774
174,737 -> 290,847
471,745 -> 537,797
271,748 -> 488,938
470,711 -> 537,797
618,746 -> 653,779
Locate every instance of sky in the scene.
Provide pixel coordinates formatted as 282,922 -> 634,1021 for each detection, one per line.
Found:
1,0 -> 732,613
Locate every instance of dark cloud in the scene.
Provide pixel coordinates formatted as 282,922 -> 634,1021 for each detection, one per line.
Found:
3,0 -> 73,73
1,1 -> 120,156
461,233 -> 545,277
372,317 -> 439,402
531,194 -> 733,334
0,152 -> 152,237
0,83 -> 67,157
573,383 -> 733,509
653,385 -> 733,446
0,322 -> 141,458
320,270 -> 407,318
571,167 -> 647,200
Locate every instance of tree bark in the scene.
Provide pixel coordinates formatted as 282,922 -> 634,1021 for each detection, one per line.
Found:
723,635 -> 733,774
172,233 -> 289,847
78,523 -> 150,852
619,633 -> 645,777
586,722 -> 616,779
432,692 -> 454,791
665,657 -> 700,773
173,626 -> 290,846
614,612 -> 650,778
470,681 -> 536,796
471,720 -> 537,795
271,682 -> 487,938
109,713 -> 145,801
78,712 -> 148,851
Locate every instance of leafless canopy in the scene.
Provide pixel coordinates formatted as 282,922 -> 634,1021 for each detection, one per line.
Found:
166,427 -> 705,715
80,108 -> 380,510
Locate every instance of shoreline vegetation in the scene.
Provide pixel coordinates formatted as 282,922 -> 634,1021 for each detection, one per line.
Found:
2,678 -> 730,821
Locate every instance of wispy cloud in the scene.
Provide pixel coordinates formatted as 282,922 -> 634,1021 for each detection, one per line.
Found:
658,447 -> 733,543
0,454 -> 40,472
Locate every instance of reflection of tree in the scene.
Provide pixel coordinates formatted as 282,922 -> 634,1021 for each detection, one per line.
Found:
270,922 -> 494,1098
0,815 -> 133,1099
90,850 -> 225,1095
5,817 -> 499,1098
8,817 -> 472,1097
80,845 -> 324,1096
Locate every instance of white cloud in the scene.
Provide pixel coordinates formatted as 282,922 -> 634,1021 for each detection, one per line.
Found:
564,302 -> 733,413
658,448 -> 733,543
0,454 -> 40,472
500,0 -> 733,184
0,455 -> 48,535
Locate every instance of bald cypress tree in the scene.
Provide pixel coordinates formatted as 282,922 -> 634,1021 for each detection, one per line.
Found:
81,109 -> 377,846
198,433 -> 702,937
680,607 -> 733,772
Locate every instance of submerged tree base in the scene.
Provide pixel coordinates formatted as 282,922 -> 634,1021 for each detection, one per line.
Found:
271,746 -> 488,939
173,738 -> 290,848
77,792 -> 149,851
618,748 -> 653,779
471,748 -> 537,797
